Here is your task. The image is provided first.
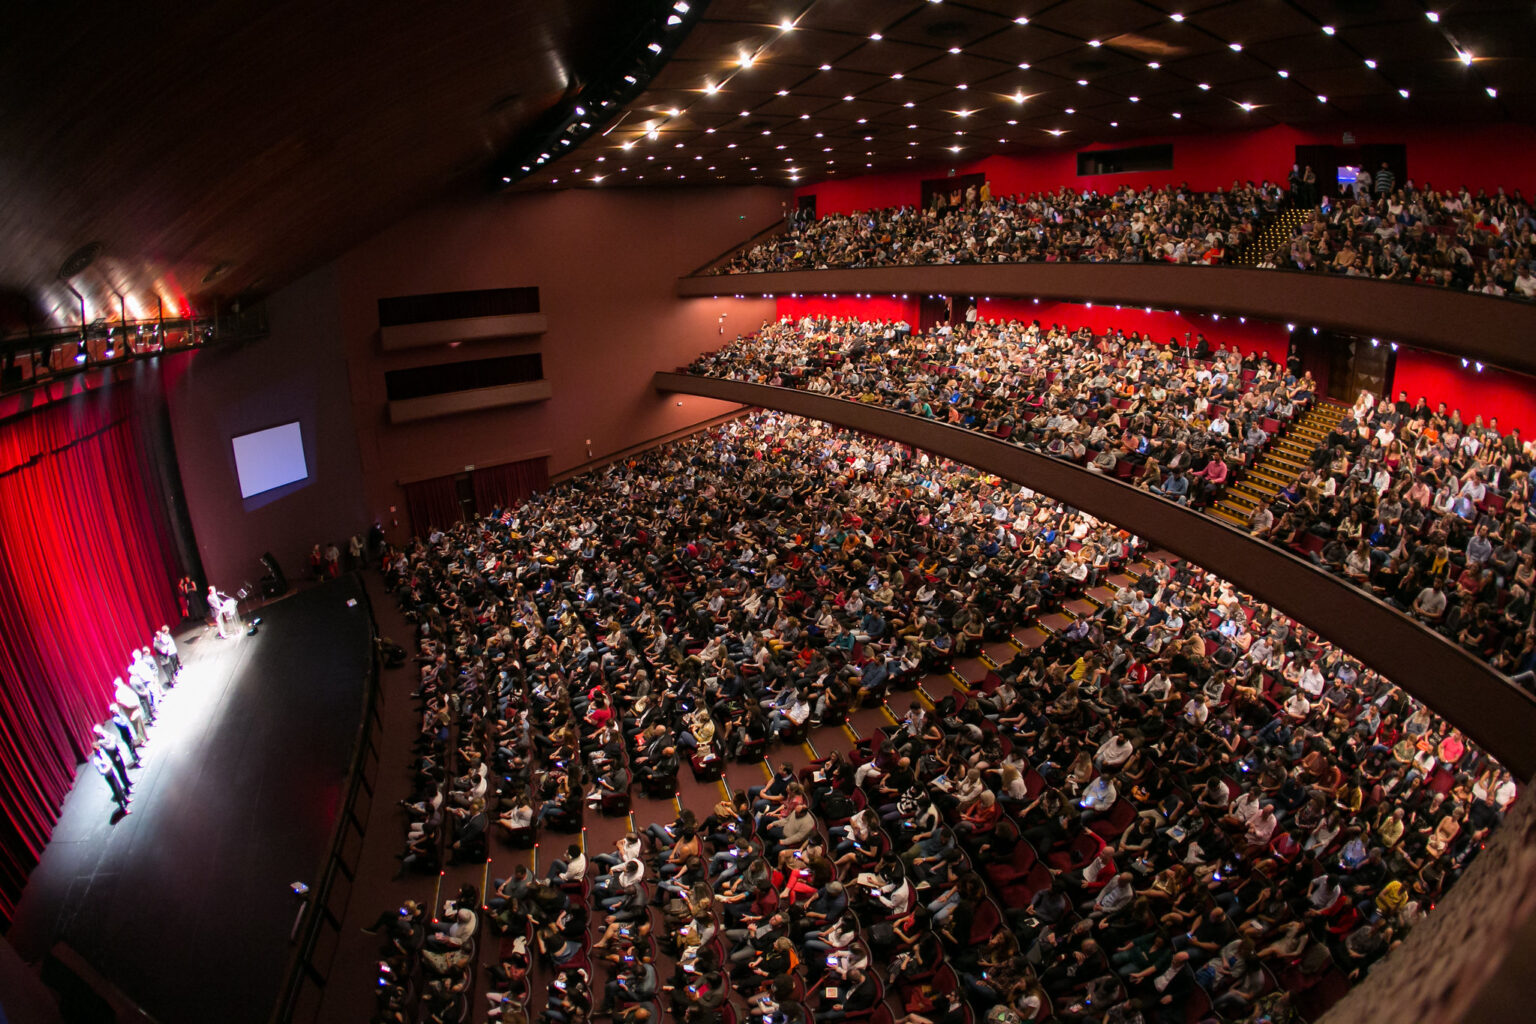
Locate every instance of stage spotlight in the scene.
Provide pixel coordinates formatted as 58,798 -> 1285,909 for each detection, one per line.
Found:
74,340 -> 88,364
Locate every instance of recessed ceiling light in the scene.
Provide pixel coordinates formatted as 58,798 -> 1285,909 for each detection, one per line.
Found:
820,63 -> 832,71
1088,39 -> 1101,47
1012,92 -> 1025,103
1129,95 -> 1139,102
1316,94 -> 1327,103
704,82 -> 719,93
776,89 -> 789,96
870,32 -> 882,40
843,94 -> 855,101
1109,121 -> 1118,127
667,108 -> 680,116
1239,102 -> 1254,111
891,72 -> 904,79
908,123 -> 917,129
622,140 -> 635,149
1364,58 -> 1377,69
904,101 -> 915,107
1458,50 -> 1474,65
779,18 -> 793,30
1077,79 -> 1088,86
1171,111 -> 1182,118
647,128 -> 659,139
1006,119 -> 1017,125
949,145 -> 961,152
1015,16 -> 1028,25
948,46 -> 962,54
1398,88 -> 1410,98
1018,62 -> 1031,70
1426,11 -> 1440,23
857,118 -> 868,124
1170,13 -> 1184,22
956,109 -> 972,117
998,137 -> 1006,142
738,53 -> 753,67
1064,107 -> 1075,114
1147,61 -> 1160,69
956,83 -> 968,89
727,142 -> 737,148
1229,42 -> 1242,51
1277,69 -> 1288,78
705,127 -> 715,133
1322,25 -> 1335,36
1047,128 -> 1065,136
740,110 -> 749,116
1198,82 -> 1211,90
1487,86 -> 1499,97
800,113 -> 810,119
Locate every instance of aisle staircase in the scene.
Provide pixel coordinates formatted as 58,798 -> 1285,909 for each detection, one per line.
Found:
1209,399 -> 1347,528
1235,206 -> 1312,266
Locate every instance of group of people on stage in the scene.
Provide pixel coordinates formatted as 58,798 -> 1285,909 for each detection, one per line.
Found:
89,626 -> 181,816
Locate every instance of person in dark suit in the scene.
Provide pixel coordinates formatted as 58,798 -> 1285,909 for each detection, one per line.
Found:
814,967 -> 876,1022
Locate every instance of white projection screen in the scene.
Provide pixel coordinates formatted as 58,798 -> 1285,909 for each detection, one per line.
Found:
231,421 -> 309,498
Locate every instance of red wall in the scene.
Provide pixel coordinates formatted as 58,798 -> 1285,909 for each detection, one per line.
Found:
770,295 -> 1289,365
799,123 -> 1536,215
1392,347 -> 1536,438
775,293 -> 920,324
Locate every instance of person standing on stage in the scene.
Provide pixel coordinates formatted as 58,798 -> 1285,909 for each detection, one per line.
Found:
207,585 -> 240,638
109,700 -> 144,755
94,722 -> 137,774
115,676 -> 152,731
91,745 -> 129,815
155,625 -> 181,676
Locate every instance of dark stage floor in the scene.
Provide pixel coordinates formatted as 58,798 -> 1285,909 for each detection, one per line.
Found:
5,575 -> 374,1024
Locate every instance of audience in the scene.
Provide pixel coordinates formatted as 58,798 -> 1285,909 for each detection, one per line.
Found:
365,412 -> 1510,1024
709,175 -> 1536,303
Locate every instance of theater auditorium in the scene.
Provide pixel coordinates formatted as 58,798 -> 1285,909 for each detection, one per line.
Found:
1,3 -> 1534,1024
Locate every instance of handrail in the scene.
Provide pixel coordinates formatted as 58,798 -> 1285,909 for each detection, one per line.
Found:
675,263 -> 1536,379
654,371 -> 1536,777
269,573 -> 383,1024
685,218 -> 790,277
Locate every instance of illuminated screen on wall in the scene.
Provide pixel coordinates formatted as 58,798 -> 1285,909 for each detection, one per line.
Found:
231,421 -> 309,498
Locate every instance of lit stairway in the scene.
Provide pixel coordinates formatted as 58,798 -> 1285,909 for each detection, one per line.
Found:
1235,206 -> 1312,266
1210,399 -> 1348,528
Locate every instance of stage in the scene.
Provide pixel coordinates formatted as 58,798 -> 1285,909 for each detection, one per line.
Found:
4,575 -> 375,1024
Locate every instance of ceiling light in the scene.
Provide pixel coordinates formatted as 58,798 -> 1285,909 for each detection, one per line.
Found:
1458,50 -> 1474,65
739,110 -> 749,116
843,94 -> 855,101
1012,92 -> 1025,103
1171,111 -> 1182,118
1426,11 -> 1440,23
705,127 -> 715,133
949,145 -> 961,152
1109,121 -> 1118,127
727,143 -> 737,148
998,137 -> 1007,142
1487,86 -> 1499,97
1170,13 -> 1184,22
667,107 -> 680,116
1322,25 -> 1335,36
776,89 -> 789,96
648,42 -> 663,53
1229,42 -> 1242,51
704,82 -> 719,94
1148,61 -> 1160,69
870,32 -> 882,40
1018,62 -> 1031,70
592,174 -> 604,182
904,101 -> 915,108
892,72 -> 904,79
857,118 -> 868,124
1398,88 -> 1410,98
1364,58 -> 1377,69
1088,39 -> 1101,47
1077,79 -> 1088,86
1198,82 -> 1210,90
647,129 -> 659,139
738,53 -> 753,67
779,18 -> 793,30
1277,69 -> 1289,78
800,113 -> 810,119
668,15 -> 682,25
1007,119 -> 1017,125
948,47 -> 962,54
1129,95 -> 1139,102
957,109 -> 972,117
1317,94 -> 1327,102
820,63 -> 832,71
1239,102 -> 1254,111
1064,107 -> 1075,114
1047,129 -> 1065,136
503,175 -> 512,182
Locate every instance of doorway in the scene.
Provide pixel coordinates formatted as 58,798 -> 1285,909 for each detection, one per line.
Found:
921,173 -> 985,212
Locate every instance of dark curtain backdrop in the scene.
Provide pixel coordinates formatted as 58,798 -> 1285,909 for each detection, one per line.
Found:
403,475 -> 462,538
471,457 -> 548,516
0,383 -> 183,924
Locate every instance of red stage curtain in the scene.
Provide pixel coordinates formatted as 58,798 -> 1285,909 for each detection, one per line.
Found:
471,457 -> 548,516
403,475 -> 463,538
0,387 -> 182,924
